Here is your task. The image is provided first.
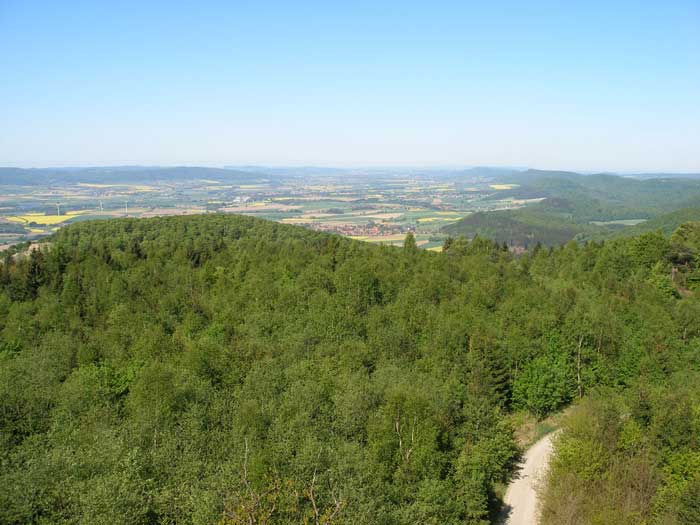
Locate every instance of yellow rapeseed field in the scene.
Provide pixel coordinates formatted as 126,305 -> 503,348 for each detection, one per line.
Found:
6,210 -> 90,225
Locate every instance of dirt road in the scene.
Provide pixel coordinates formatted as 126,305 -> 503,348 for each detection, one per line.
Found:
501,431 -> 557,524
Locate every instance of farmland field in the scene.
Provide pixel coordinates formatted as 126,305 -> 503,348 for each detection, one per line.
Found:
6,210 -> 91,225
0,168 -> 514,249
3,165 -> 691,250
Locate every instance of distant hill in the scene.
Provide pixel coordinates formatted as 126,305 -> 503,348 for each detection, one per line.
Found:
224,165 -> 352,176
3,165 -> 699,185
443,169 -> 700,246
410,166 -> 524,180
586,207 -> 700,241
496,170 -> 700,218
0,166 -> 271,185
222,165 -> 527,179
442,199 -> 591,247
442,210 -> 581,247
627,172 -> 700,180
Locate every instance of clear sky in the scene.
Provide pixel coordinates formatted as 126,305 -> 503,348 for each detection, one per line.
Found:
1,1 -> 698,172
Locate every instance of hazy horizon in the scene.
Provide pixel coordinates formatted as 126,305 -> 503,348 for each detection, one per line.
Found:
3,164 -> 700,177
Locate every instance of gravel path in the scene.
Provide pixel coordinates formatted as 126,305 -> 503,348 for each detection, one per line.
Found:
501,431 -> 557,525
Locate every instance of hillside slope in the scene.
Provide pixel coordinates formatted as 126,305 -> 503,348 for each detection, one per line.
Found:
500,170 -> 700,217
1,215 -> 699,524
444,169 -> 700,246
442,203 -> 587,247
595,207 -> 700,240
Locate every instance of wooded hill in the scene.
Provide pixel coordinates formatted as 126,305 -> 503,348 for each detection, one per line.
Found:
1,215 -> 699,524
444,170 -> 700,247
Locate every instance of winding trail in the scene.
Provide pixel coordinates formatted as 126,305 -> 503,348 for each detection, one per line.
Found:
501,431 -> 558,525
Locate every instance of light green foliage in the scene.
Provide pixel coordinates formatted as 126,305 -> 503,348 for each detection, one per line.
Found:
648,261 -> 679,298
512,353 -> 573,418
629,231 -> 671,269
542,372 -> 700,524
671,221 -> 700,253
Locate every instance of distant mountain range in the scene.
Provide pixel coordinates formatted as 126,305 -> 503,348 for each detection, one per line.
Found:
0,166 -> 272,186
3,165 -> 700,186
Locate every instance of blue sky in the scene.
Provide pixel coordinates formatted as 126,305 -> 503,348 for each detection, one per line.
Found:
1,1 -> 698,171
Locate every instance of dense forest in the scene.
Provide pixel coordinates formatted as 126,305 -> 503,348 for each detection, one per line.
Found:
1,214 -> 699,524
444,202 -> 700,249
442,204 -> 585,247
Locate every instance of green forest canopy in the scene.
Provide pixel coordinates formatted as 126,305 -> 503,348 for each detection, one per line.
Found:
1,214 -> 699,524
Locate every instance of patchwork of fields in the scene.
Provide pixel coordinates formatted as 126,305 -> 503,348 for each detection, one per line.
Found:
4,165 -> 690,250
0,170 -> 530,250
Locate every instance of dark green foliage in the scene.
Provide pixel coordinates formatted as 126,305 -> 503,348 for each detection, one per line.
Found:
1,214 -> 699,523
442,208 -> 583,248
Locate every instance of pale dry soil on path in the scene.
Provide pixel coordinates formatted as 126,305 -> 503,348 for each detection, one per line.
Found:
501,431 -> 558,525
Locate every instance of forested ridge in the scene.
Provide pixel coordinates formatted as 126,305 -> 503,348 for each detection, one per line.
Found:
444,169 -> 700,247
1,214 -> 699,524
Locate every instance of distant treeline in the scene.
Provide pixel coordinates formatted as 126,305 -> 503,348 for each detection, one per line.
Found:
0,166 -> 272,186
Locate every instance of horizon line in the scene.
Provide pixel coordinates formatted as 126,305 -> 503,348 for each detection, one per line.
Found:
3,164 -> 700,176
